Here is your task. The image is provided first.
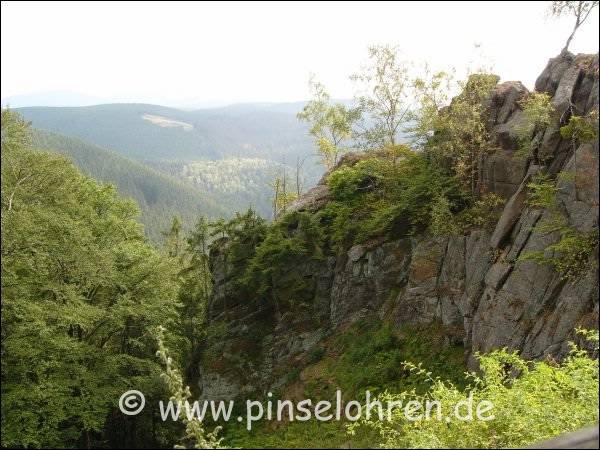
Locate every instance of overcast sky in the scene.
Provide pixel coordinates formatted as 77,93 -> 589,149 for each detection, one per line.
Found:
1,1 -> 599,106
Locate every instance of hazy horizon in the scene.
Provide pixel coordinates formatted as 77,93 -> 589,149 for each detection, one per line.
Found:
2,1 -> 599,108
1,91 -> 321,109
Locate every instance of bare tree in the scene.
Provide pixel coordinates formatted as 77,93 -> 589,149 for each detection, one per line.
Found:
272,177 -> 281,219
550,1 -> 599,52
295,155 -> 309,197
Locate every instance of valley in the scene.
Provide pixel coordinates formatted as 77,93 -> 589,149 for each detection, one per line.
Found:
2,2 -> 599,449
19,102 -> 325,239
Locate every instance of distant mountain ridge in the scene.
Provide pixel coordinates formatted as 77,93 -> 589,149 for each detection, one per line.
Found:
2,91 -> 234,109
16,103 -> 319,163
2,90 -> 108,107
17,102 -> 327,222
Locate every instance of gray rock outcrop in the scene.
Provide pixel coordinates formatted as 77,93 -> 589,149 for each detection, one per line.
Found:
195,52 -> 599,400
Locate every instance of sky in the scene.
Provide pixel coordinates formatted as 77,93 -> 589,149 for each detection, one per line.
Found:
1,1 -> 599,107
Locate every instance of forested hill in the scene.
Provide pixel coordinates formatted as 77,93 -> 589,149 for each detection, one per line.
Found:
30,128 -> 227,241
16,103 -> 317,163
17,103 -> 326,220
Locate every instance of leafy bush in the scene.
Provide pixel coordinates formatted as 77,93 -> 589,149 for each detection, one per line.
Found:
520,228 -> 599,282
242,211 -> 324,298
416,73 -> 499,196
458,192 -> 505,230
430,192 -> 504,236
429,195 -> 461,236
307,347 -> 326,364
515,92 -> 555,158
560,111 -> 599,144
519,172 -> 598,282
349,331 -> 599,448
525,172 -> 560,210
208,209 -> 268,293
322,151 -> 465,248
327,158 -> 387,201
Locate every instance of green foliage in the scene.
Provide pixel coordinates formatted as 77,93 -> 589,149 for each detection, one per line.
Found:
222,320 -> 465,449
351,45 -> 413,149
242,210 -> 324,300
560,111 -> 600,144
322,149 -> 466,249
412,72 -> 499,196
208,209 -> 324,306
207,209 -> 269,298
520,172 -> 598,282
30,128 -> 226,243
520,228 -> 599,282
350,331 -> 599,448
266,318 -> 467,405
458,192 -> 505,231
1,107 -> 31,151
155,326 -> 225,449
307,347 -> 326,364
327,158 -> 384,201
164,215 -> 184,257
1,109 -> 183,448
329,320 -> 466,396
304,48 -> 499,198
409,68 -> 456,147
176,216 -> 213,356
429,195 -> 461,236
224,417 -> 375,449
297,77 -> 360,169
515,92 -> 555,158
333,320 -> 405,393
525,172 -> 561,210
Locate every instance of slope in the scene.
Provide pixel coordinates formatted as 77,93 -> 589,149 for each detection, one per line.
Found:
30,128 -> 227,242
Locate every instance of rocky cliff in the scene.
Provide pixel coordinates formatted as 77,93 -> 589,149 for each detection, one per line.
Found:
194,52 -> 599,400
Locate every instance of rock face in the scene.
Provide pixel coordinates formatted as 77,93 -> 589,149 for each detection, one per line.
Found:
195,52 -> 599,400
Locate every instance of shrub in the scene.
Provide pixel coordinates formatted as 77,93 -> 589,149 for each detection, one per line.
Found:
458,192 -> 505,230
519,172 -> 598,282
242,211 -> 324,297
525,172 -> 560,210
331,320 -> 466,395
429,195 -> 461,236
560,111 -> 599,144
307,347 -> 326,364
519,228 -> 598,282
515,92 -> 555,158
349,330 -> 599,448
323,151 -> 465,248
419,73 -> 499,196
